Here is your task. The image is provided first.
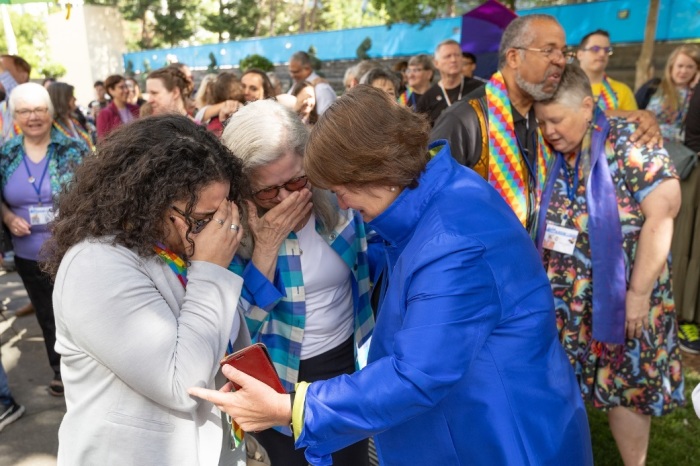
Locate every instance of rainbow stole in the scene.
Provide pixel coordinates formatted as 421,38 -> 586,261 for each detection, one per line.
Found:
596,75 -> 618,111
53,120 -> 96,152
485,71 -> 552,227
398,87 -> 414,108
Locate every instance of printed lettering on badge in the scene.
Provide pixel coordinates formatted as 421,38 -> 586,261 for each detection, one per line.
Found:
542,223 -> 578,255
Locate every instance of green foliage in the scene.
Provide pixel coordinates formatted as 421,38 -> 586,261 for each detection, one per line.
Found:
125,60 -> 135,77
239,54 -> 275,72
143,59 -> 152,73
207,52 -> 218,72
153,0 -> 198,47
587,369 -> 700,466
307,45 -> 322,71
357,37 -> 372,60
370,0 -> 454,25
0,11 -> 66,80
203,0 -> 262,42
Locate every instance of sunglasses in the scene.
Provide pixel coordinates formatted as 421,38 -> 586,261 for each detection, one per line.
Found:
171,205 -> 212,234
252,175 -> 309,201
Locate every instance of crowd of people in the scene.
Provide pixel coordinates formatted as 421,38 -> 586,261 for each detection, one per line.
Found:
0,11 -> 699,466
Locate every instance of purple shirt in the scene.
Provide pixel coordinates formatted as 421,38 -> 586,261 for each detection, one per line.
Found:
3,155 -> 52,261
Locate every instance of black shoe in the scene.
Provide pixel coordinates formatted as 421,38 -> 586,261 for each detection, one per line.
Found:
0,402 -> 25,432
48,375 -> 64,397
679,322 -> 700,354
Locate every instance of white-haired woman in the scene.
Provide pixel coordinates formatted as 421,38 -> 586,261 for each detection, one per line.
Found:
535,64 -> 683,466
220,100 -> 374,466
0,82 -> 89,396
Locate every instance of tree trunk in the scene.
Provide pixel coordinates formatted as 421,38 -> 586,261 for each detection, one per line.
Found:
218,0 -> 224,42
269,0 -> 276,36
299,0 -> 307,33
308,0 -> 319,31
635,0 -> 660,90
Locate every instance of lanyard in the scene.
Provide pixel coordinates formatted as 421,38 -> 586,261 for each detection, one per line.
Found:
439,79 -> 464,107
559,152 -> 581,203
514,129 -> 537,181
21,144 -> 53,205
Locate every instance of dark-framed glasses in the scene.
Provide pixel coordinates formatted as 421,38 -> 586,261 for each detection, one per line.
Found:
252,175 -> 309,201
15,107 -> 49,119
514,46 -> 576,62
580,45 -> 614,56
171,205 -> 213,234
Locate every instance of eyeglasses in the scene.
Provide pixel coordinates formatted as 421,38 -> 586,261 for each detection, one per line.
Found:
579,45 -> 614,56
514,46 -> 575,62
15,107 -> 49,119
252,175 -> 309,201
171,205 -> 213,234
406,67 -> 426,74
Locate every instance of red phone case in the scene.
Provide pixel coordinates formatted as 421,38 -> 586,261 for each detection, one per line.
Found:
219,343 -> 286,394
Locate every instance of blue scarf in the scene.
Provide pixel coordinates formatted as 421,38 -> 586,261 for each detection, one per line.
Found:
537,110 -> 626,345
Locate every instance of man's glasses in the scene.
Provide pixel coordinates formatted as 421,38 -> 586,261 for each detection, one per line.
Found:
579,45 -> 614,56
514,46 -> 575,62
252,175 -> 309,201
15,107 -> 49,119
171,205 -> 213,234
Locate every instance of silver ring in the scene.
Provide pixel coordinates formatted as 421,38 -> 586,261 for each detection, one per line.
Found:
214,218 -> 225,226
230,224 -> 240,231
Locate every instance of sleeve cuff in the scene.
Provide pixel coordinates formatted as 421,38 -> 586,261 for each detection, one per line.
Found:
292,381 -> 311,441
243,262 -> 284,308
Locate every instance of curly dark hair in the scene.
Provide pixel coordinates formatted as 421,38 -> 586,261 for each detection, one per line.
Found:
42,114 -> 248,279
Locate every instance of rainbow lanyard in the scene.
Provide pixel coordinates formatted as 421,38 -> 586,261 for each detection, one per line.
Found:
398,87 -> 416,109
596,75 -> 619,111
53,120 -> 95,152
153,242 -> 245,448
485,71 -> 552,228
153,243 -> 188,288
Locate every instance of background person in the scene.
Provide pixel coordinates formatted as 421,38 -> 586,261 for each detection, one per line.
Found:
535,64 -> 683,466
220,99 -> 374,466
576,29 -> 637,111
0,83 -> 89,397
96,74 -> 139,141
287,51 -> 336,115
361,67 -> 399,99
241,68 -> 274,103
47,82 -> 95,152
125,77 -> 146,108
45,115 -> 250,464
290,80 -> 318,126
398,54 -> 434,110
191,85 -> 593,466
146,67 -> 194,117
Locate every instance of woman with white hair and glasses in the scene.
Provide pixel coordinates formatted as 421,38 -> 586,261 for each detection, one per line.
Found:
220,99 -> 374,466
0,82 -> 89,396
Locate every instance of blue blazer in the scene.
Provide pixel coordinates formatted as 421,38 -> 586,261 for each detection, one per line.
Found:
295,142 -> 593,466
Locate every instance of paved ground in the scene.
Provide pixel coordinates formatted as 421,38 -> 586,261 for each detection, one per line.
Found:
0,269 -> 63,466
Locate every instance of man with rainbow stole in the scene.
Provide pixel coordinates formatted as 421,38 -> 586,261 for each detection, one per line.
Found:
432,14 -> 659,239
576,29 -> 637,112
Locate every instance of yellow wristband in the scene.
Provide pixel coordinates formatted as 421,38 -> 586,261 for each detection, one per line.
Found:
291,381 -> 311,441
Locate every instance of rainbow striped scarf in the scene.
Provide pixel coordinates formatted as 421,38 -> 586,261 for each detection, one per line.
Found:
596,75 -> 618,111
53,119 -> 95,152
485,71 -> 552,228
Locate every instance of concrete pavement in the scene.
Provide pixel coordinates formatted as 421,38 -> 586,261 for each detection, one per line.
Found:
0,269 -> 63,466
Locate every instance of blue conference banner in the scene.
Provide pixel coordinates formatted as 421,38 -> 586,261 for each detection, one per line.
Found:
123,0 -> 700,72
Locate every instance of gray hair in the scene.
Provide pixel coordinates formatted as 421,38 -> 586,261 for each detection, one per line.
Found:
498,14 -> 559,69
345,60 -> 381,86
9,82 -> 55,119
539,63 -> 592,108
409,54 -> 435,83
290,51 -> 312,68
220,99 -> 338,256
434,39 -> 461,59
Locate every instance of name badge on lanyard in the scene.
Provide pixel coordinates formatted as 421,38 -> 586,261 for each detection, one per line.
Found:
28,205 -> 54,226
542,223 -> 578,255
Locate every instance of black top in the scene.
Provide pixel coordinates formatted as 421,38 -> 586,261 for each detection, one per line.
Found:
684,85 -> 700,153
416,77 -> 483,126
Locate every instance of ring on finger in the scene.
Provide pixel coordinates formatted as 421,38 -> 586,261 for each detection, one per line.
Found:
214,218 -> 225,226
230,224 -> 240,231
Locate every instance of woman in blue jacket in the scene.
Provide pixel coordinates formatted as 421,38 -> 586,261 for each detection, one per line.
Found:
190,85 -> 593,466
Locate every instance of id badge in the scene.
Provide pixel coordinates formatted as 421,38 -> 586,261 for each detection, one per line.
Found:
28,205 -> 54,226
542,222 -> 578,255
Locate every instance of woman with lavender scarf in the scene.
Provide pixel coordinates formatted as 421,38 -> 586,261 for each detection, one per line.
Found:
535,64 -> 683,466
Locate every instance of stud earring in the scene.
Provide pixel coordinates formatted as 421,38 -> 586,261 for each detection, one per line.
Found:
390,186 -> 397,192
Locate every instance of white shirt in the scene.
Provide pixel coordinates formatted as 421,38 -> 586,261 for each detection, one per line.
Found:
289,71 -> 337,115
297,214 -> 354,359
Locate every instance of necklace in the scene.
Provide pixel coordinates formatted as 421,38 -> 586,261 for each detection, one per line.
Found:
439,79 -> 464,107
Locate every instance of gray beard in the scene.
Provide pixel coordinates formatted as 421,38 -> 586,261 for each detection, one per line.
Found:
515,71 -> 556,101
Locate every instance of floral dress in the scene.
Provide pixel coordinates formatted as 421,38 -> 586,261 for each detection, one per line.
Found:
646,87 -> 692,142
542,118 -> 684,416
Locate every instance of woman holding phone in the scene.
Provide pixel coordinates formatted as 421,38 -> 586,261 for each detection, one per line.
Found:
44,115 -> 250,465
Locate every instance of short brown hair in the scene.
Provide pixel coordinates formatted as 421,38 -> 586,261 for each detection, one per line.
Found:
104,74 -> 125,98
305,85 -> 430,190
148,66 -> 194,107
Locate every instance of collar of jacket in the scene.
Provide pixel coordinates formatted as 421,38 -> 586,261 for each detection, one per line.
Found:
369,140 -> 454,247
